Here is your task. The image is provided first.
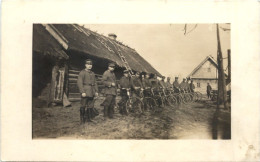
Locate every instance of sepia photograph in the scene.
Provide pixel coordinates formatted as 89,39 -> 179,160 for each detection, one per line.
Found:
32,24 -> 231,139
2,0 -> 260,161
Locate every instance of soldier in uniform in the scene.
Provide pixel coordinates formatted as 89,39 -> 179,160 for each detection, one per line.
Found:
186,78 -> 191,92
77,59 -> 99,124
130,71 -> 143,97
150,73 -> 159,90
159,76 -> 167,89
179,78 -> 187,92
118,70 -> 131,115
142,73 -> 152,90
165,77 -> 173,91
207,83 -> 212,99
173,77 -> 180,93
189,79 -> 195,93
102,63 -> 117,119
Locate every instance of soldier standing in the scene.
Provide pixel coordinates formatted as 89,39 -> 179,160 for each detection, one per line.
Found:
189,80 -> 195,93
142,73 -> 152,90
130,71 -> 143,97
118,70 -> 131,115
179,78 -> 187,92
150,73 -> 159,90
165,77 -> 173,90
102,63 -> 117,119
159,76 -> 167,89
173,77 -> 180,93
207,83 -> 212,99
77,59 -> 99,124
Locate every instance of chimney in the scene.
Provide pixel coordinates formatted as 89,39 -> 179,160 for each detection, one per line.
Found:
108,33 -> 117,40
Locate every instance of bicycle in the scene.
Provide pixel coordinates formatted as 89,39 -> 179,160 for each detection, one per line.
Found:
140,87 -> 158,113
124,88 -> 144,115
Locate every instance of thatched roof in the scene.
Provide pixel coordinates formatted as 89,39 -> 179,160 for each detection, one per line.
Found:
33,24 -> 69,59
50,24 -> 161,76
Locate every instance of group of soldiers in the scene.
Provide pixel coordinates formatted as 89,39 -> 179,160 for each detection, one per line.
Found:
77,59 -> 196,124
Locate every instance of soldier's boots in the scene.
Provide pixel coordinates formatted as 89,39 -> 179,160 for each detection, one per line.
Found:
108,106 -> 114,119
103,106 -> 108,119
80,107 -> 85,124
85,108 -> 93,122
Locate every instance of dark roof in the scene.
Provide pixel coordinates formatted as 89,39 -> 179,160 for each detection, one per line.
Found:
50,24 -> 161,76
33,24 -> 68,59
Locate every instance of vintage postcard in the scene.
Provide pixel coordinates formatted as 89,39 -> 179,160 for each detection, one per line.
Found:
1,0 -> 260,161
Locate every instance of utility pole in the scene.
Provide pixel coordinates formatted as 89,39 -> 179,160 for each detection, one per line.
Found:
216,24 -> 228,109
227,49 -> 231,82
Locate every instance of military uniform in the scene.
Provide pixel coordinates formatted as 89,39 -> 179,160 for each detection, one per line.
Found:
142,78 -> 152,88
179,80 -> 187,92
118,71 -> 131,115
159,80 -> 167,89
102,64 -> 117,118
150,78 -> 159,89
173,79 -> 180,93
130,74 -> 143,97
207,84 -> 212,98
189,82 -> 195,92
77,63 -> 98,124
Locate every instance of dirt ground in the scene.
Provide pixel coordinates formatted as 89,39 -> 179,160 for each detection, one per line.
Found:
32,96 -> 231,139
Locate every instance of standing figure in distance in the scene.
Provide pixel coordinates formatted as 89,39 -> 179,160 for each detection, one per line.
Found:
189,79 -> 195,93
207,83 -> 212,99
77,59 -> 99,124
102,63 -> 117,119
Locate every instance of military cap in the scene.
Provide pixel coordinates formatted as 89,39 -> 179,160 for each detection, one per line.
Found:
162,76 -> 165,79
175,77 -> 178,79
85,59 -> 93,64
167,77 -> 170,79
123,70 -> 128,73
108,62 -> 115,67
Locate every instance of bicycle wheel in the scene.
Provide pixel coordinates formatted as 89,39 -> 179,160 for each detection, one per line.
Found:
196,92 -> 203,101
125,99 -> 133,115
187,93 -> 194,103
167,96 -> 178,107
182,94 -> 190,104
145,97 -> 158,113
173,94 -> 182,105
132,97 -> 144,115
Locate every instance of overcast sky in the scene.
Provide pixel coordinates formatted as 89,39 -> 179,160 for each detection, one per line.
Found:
84,24 -> 230,80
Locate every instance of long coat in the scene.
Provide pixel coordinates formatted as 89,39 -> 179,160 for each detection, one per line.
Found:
165,81 -> 173,89
119,76 -> 131,89
142,78 -> 152,88
77,69 -> 98,97
102,70 -> 117,95
173,80 -> 180,89
130,76 -> 143,89
159,80 -> 167,88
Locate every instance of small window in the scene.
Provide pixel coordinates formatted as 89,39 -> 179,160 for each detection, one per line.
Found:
207,68 -> 211,72
197,82 -> 200,88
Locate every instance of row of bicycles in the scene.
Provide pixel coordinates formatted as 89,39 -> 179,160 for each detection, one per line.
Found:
119,87 -> 203,115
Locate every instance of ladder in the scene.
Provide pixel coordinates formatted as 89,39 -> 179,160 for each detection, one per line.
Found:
106,38 -> 134,76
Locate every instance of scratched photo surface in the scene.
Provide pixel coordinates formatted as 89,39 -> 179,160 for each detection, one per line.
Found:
32,24 -> 231,139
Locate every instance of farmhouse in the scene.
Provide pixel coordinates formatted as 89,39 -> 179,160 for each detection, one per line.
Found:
187,55 -> 226,94
33,24 -> 161,106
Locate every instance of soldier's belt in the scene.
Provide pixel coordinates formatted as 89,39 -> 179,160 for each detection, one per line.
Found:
84,84 -> 95,86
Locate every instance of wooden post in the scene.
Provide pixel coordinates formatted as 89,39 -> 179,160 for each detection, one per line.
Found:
216,24 -> 228,109
227,49 -> 231,82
